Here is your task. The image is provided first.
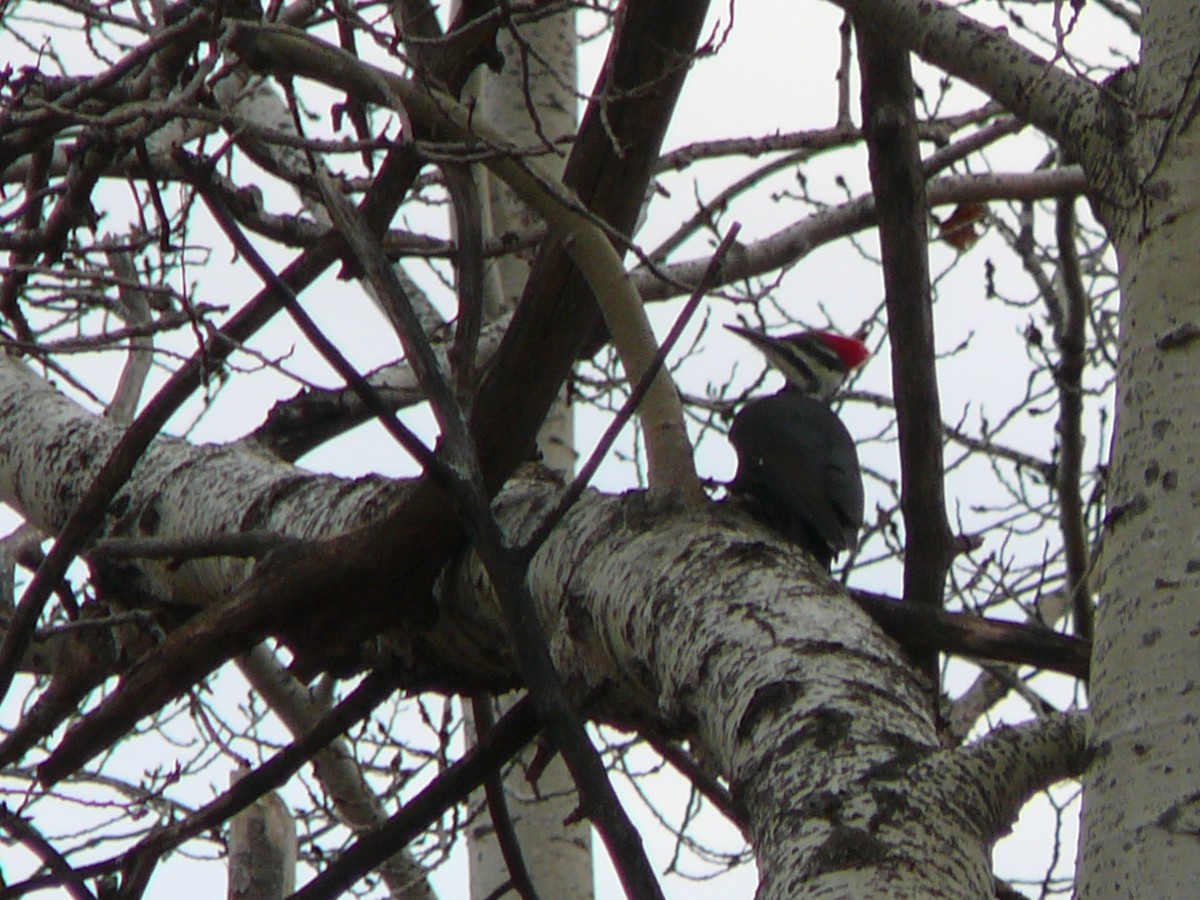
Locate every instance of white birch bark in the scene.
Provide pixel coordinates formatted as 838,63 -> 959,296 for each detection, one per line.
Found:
227,775 -> 297,900
465,4 -> 579,472
811,0 -> 1200,892
1076,2 -> 1200,895
459,9 -> 591,898
0,352 -> 1088,896
0,354 -> 403,603
435,481 -> 1087,898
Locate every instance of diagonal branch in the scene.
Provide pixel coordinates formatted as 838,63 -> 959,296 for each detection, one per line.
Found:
237,646 -> 436,898
519,223 -> 743,559
226,20 -> 701,501
0,0 -> 506,720
0,807 -> 97,900
113,665 -> 400,896
291,697 -> 541,899
472,696 -> 541,900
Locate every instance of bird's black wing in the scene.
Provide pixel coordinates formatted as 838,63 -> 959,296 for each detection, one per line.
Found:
729,394 -> 863,558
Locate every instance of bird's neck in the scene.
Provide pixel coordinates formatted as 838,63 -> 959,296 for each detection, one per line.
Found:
780,382 -> 836,404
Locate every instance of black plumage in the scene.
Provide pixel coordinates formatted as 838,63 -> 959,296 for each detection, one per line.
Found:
730,390 -> 864,569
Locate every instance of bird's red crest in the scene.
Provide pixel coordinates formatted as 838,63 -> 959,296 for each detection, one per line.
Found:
814,332 -> 869,370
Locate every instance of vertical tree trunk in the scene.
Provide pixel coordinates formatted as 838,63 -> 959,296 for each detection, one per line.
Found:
462,9 -> 592,900
1077,2 -> 1200,894
227,777 -> 297,900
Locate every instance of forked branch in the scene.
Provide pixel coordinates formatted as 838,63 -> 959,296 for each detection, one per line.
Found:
226,21 -> 702,502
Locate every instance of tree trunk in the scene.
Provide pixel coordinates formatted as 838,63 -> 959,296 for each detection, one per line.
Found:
456,8 -> 593,899
227,776 -> 297,900
0,352 -> 1088,895
1077,3 -> 1200,894
436,482 -> 1087,898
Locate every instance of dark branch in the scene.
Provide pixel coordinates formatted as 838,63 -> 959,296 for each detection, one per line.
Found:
857,23 -> 954,695
472,696 -> 541,900
1054,197 -> 1094,643
851,589 -> 1090,680
290,697 -> 540,899
0,807 -> 97,900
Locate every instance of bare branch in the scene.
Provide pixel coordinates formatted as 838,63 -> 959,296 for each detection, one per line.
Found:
0,806 -> 97,900
858,22 -> 952,697
830,0 -> 1118,190
226,21 -> 702,502
636,168 -> 1089,302
1054,197 -> 1094,642
291,698 -> 540,899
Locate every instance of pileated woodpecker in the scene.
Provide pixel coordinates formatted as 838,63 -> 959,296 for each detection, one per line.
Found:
725,325 -> 869,569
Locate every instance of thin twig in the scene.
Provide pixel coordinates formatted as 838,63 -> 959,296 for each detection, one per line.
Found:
181,150 -> 445,477
0,142 -> 418,719
289,697 -> 541,899
236,645 -> 435,897
0,670 -> 398,896
644,733 -> 743,835
836,15 -> 854,128
472,696 -> 541,900
112,666 -> 400,897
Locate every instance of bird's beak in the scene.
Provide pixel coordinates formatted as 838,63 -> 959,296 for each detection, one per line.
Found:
725,324 -> 778,354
